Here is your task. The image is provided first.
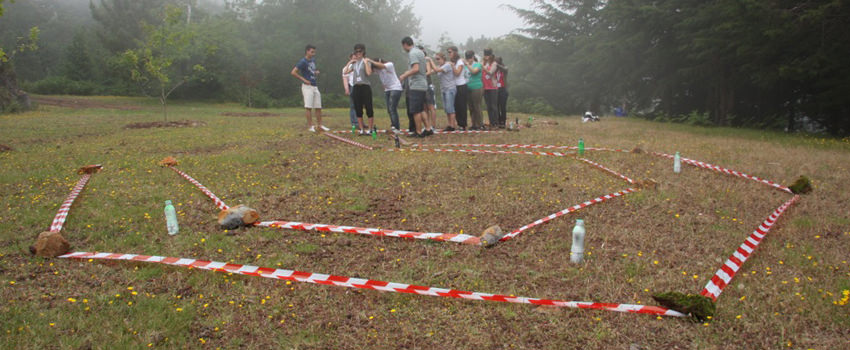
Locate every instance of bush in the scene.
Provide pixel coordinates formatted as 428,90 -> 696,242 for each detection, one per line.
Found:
24,76 -> 99,96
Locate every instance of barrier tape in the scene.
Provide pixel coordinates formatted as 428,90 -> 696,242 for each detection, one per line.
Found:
332,129 -> 505,135
50,173 -> 96,232
255,221 -> 481,245
500,188 -> 639,242
387,148 -> 575,158
577,158 -> 636,184
412,143 -> 631,153
700,195 -> 799,301
650,152 -> 792,194
57,251 -> 685,318
167,166 -> 229,211
322,132 -> 374,151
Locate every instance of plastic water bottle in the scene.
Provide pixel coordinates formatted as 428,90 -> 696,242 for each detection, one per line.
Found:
578,138 -> 585,156
351,125 -> 356,135
570,219 -> 585,264
673,152 -> 681,174
164,200 -> 179,235
371,128 -> 377,140
528,116 -> 533,125
393,134 -> 401,148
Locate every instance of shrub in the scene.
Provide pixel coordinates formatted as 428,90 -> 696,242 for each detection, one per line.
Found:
24,76 -> 99,96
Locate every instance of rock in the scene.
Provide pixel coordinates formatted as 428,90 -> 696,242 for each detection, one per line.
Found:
479,225 -> 504,246
159,156 -> 179,167
77,164 -> 103,174
635,178 -> 657,189
29,231 -> 71,258
652,291 -> 716,322
788,175 -> 812,194
217,205 -> 260,230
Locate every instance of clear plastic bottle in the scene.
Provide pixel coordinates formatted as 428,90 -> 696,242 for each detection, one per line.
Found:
578,138 -> 585,156
164,200 -> 179,235
674,151 -> 681,174
570,219 -> 585,264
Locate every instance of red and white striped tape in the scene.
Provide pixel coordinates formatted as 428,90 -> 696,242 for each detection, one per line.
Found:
58,251 -> 685,318
323,132 -> 374,150
650,152 -> 793,194
500,188 -> 639,242
255,221 -> 481,245
387,148 -> 575,158
700,195 -> 799,301
413,143 -> 631,153
332,129 -> 505,136
577,157 -> 636,184
49,173 -> 94,232
167,166 -> 229,211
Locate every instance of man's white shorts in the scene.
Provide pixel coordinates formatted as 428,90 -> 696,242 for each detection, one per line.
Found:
301,84 -> 322,109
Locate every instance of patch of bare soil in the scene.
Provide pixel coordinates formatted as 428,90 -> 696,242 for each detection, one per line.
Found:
124,120 -> 207,129
31,96 -> 142,110
220,112 -> 280,117
0,144 -> 12,152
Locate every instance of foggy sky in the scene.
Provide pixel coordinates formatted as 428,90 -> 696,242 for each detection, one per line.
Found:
411,0 -> 534,46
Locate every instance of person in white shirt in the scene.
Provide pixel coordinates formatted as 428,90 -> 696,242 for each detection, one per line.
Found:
341,53 -> 357,130
369,58 -> 403,132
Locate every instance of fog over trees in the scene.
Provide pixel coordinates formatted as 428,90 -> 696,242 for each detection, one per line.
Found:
1,0 -> 848,135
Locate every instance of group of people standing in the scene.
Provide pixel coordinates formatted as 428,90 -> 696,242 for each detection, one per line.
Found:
290,38 -> 508,136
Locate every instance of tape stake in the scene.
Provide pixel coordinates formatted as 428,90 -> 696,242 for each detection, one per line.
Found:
323,132 -> 374,150
167,166 -> 229,211
650,152 -> 793,194
49,172 -> 96,232
58,251 -> 685,318
500,188 -> 639,242
256,221 -> 481,245
700,195 -> 799,301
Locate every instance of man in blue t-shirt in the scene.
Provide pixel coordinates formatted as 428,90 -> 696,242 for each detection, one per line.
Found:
290,44 -> 328,132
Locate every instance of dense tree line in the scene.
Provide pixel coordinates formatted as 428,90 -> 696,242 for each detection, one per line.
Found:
1,0 -> 848,135
510,0 -> 850,135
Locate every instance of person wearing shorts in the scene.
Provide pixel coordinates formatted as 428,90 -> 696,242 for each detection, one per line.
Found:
398,37 -> 431,137
290,44 -> 327,132
428,52 -> 457,131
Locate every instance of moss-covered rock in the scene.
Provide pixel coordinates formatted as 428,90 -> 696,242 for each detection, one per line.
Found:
788,175 -> 812,194
652,291 -> 716,322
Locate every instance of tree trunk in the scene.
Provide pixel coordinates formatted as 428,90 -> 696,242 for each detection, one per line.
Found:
0,62 -> 32,112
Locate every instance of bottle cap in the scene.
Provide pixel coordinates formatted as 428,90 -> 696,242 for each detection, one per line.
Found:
165,200 -> 172,206
576,219 -> 584,224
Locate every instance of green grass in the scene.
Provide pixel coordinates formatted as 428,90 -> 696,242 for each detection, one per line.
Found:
0,95 -> 848,349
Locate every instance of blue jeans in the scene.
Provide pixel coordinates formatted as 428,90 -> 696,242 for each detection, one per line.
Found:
385,90 -> 402,129
348,86 -> 357,127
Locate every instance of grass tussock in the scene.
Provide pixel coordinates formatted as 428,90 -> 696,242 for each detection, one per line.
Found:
0,96 -> 848,349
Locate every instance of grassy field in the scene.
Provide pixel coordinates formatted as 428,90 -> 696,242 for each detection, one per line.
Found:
1,95 -> 848,349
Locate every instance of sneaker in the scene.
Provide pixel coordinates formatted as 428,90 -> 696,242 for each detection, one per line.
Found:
308,125 -> 316,132
320,125 -> 330,131
359,129 -> 368,136
391,126 -> 400,134
423,129 -> 433,136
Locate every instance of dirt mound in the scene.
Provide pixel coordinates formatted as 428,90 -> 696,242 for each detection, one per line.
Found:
220,112 -> 280,117
0,144 -> 12,152
124,120 -> 206,129
32,96 -> 141,110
